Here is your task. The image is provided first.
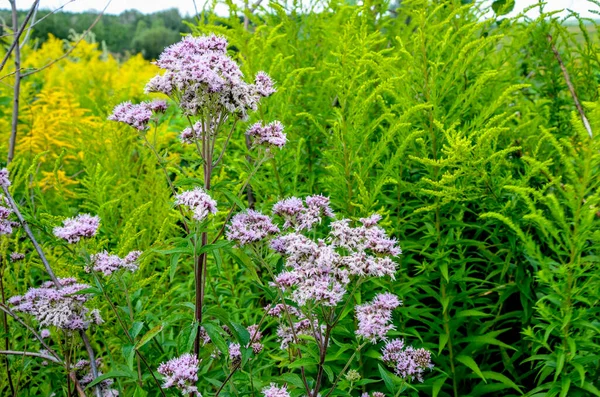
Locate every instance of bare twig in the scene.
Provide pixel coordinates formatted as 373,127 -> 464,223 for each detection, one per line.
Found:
547,34 -> 593,139
20,0 -> 39,49
69,372 -> 88,397
0,0 -> 39,73
0,0 -> 112,81
2,186 -> 60,285
7,0 -> 23,164
0,304 -> 60,360
0,350 -> 62,364
0,259 -> 15,395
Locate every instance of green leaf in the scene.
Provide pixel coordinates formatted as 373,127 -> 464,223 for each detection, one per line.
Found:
492,0 -> 515,16
378,364 -> 396,394
559,377 -> 571,397
86,370 -> 135,388
203,322 -> 228,354
456,355 -> 486,381
135,323 -> 163,350
130,322 -> 144,339
432,376 -> 448,397
279,373 -> 306,389
230,321 -> 251,346
480,371 -> 522,393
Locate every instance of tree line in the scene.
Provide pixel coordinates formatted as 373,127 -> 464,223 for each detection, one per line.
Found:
0,7 -> 194,59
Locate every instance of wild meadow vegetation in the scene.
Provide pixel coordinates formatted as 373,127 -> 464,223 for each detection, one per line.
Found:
0,0 -> 599,396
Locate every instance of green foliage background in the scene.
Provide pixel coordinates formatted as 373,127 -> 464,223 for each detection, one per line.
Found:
1,0 -> 600,396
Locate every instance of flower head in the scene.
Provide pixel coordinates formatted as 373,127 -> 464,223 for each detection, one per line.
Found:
272,195 -> 334,231
9,278 -> 99,330
88,250 -> 142,276
53,214 -> 100,244
226,210 -> 279,246
175,188 -> 217,222
0,195 -> 15,235
146,34 -> 273,120
381,339 -> 433,382
10,252 -> 24,262
157,353 -> 201,396
0,168 -> 11,188
254,71 -> 276,97
262,384 -> 290,397
246,121 -> 286,149
355,293 -> 401,343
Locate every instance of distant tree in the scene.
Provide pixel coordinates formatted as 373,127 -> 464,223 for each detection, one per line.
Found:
131,26 -> 180,60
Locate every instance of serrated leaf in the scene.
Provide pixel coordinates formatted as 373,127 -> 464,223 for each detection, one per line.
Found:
135,324 -> 163,350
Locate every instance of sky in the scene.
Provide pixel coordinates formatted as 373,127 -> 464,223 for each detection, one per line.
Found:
10,0 -> 600,19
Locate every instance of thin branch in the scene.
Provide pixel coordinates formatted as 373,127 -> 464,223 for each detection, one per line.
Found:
20,0 -> 39,49
0,0 -> 39,73
547,34 -> 593,139
0,259 -> 15,395
69,372 -> 88,397
8,0 -> 22,164
0,304 -> 60,360
0,350 -> 62,364
1,0 -> 112,81
213,119 -> 237,167
1,186 -> 59,285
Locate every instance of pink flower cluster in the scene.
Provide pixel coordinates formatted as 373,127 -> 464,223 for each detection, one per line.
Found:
272,195 -> 334,231
10,252 -> 24,261
381,339 -> 433,382
9,278 -> 102,330
330,214 -> 400,279
0,196 -> 15,235
355,293 -> 401,343
246,121 -> 286,149
226,209 -> 279,246
157,353 -> 201,396
108,99 -> 167,130
0,168 -> 10,188
272,233 -> 350,307
229,323 -> 264,364
75,359 -> 118,396
175,187 -> 217,222
53,214 -> 100,244
262,384 -> 290,397
88,250 -> 142,276
361,393 -> 386,397
145,34 -> 275,119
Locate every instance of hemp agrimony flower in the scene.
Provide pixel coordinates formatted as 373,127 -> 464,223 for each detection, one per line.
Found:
9,252 -> 24,261
144,34 -> 271,119
53,214 -> 100,243
9,278 -> 102,330
226,209 -> 280,246
355,293 -> 401,343
262,383 -> 290,397
175,187 -> 217,222
157,353 -> 201,396
108,99 -> 167,130
87,250 -> 142,276
381,339 -> 433,382
0,168 -> 11,188
0,198 -> 15,235
246,121 -> 287,149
